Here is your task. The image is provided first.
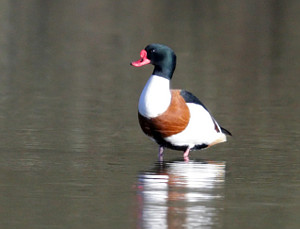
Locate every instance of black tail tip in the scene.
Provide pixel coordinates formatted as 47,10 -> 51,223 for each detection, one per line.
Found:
221,127 -> 232,136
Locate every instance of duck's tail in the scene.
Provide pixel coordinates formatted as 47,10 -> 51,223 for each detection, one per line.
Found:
221,127 -> 232,136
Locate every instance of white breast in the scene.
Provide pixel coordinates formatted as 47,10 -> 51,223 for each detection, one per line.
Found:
138,75 -> 171,118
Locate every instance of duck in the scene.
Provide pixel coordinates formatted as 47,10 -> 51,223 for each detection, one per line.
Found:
130,43 -> 231,160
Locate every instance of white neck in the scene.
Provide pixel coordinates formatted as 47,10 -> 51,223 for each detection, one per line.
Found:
138,75 -> 171,118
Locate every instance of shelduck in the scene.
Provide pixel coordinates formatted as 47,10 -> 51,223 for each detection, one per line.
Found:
131,44 -> 231,160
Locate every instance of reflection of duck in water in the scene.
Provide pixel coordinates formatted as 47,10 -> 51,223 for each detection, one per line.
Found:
136,160 -> 226,228
131,44 -> 231,160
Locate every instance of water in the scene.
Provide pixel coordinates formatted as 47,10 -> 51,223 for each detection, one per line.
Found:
137,160 -> 226,228
0,1 -> 299,228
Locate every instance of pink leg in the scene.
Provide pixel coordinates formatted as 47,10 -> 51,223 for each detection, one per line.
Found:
183,147 -> 190,161
158,146 -> 164,161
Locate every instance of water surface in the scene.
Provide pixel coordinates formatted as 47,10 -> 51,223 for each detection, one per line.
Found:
0,1 -> 299,228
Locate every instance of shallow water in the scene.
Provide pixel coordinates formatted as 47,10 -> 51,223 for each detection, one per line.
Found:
0,1 -> 299,229
137,160 -> 226,228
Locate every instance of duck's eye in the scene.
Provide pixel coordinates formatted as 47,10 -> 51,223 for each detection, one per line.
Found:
150,49 -> 155,53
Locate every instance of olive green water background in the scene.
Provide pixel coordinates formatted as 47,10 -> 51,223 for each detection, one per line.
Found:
0,1 -> 299,228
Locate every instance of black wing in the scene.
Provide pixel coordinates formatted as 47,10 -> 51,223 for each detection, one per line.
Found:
180,90 -> 232,136
180,90 -> 209,111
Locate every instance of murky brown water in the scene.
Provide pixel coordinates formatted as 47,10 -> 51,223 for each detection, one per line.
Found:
0,1 -> 299,228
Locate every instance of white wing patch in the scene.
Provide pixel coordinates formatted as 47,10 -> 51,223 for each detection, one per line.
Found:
164,103 -> 226,147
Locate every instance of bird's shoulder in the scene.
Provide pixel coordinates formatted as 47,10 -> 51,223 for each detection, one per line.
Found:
178,90 -> 209,111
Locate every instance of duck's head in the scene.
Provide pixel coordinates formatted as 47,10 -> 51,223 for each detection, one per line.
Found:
131,44 -> 176,79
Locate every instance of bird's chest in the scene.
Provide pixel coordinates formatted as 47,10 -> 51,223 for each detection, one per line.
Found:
138,90 -> 190,138
138,75 -> 172,118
